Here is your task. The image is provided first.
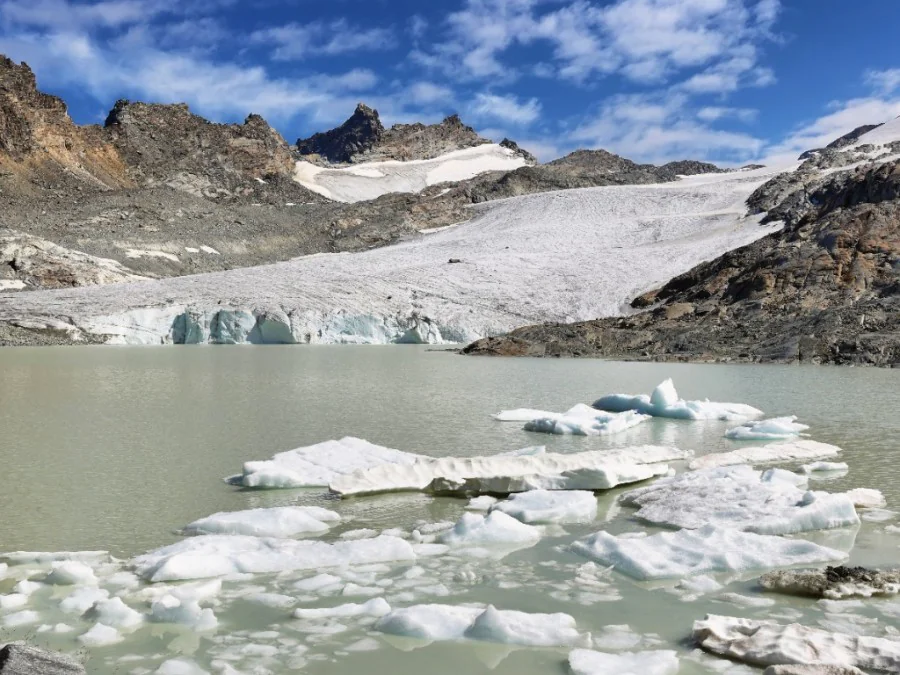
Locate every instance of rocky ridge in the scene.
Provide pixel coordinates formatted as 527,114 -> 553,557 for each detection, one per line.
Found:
463,133 -> 900,366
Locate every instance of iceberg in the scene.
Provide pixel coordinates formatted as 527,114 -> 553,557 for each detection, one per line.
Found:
181,506 -> 340,538
725,416 -> 809,441
692,614 -> 900,671
759,567 -> 900,600
228,437 -> 422,489
329,445 -> 689,497
490,490 -> 597,524
568,649 -> 680,675
292,597 -> 391,620
495,403 -> 649,436
571,524 -> 846,580
688,440 -> 842,470
43,560 -> 98,586
84,597 -> 144,630
802,462 -> 849,474
132,534 -> 416,582
594,379 -> 763,420
375,603 -> 589,647
620,465 -> 860,535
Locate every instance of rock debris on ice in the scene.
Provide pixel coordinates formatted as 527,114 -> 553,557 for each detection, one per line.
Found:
594,379 -> 763,421
571,524 -> 846,580
692,614 -> 900,671
725,416 -> 809,441
688,439 -> 842,470
181,506 -> 341,537
620,465 -> 860,535
759,567 -> 900,599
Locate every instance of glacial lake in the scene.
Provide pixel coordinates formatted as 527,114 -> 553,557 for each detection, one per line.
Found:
1,346 -> 899,674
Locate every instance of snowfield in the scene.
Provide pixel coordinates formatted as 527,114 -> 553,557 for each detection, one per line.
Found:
291,144 -> 528,202
0,165 -> 790,345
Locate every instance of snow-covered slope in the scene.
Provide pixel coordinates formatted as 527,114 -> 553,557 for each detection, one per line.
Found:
292,144 -> 528,202
0,165 -> 792,345
851,115 -> 900,150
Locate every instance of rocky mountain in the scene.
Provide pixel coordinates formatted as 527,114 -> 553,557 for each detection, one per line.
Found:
296,104 -> 491,164
660,160 -> 726,175
463,135 -> 900,366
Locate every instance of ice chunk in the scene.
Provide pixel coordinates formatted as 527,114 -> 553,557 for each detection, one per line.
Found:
60,587 -> 109,614
182,506 -> 340,538
692,614 -> 900,671
802,462 -> 849,474
13,580 -> 41,595
0,593 -> 28,610
763,666 -> 866,675
759,567 -> 900,599
133,534 -> 416,581
85,597 -> 144,629
292,598 -> 391,620
293,573 -> 343,592
725,417 -> 809,441
844,489 -> 886,509
689,440 -> 842,470
439,512 -> 541,548
0,551 -> 108,565
229,437 -> 422,488
595,379 -> 762,420
78,623 -> 123,647
524,409 -> 649,436
2,609 -> 40,626
42,560 -> 99,586
571,525 -> 845,580
375,603 -> 588,647
155,659 -> 210,675
148,593 -> 217,631
330,445 -> 689,497
620,465 -> 860,535
466,496 -> 498,511
493,408 -> 560,422
569,648 -> 680,675
491,490 -> 597,523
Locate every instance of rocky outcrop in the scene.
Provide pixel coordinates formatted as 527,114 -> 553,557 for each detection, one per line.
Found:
297,105 -> 492,164
296,102 -> 384,163
660,160 -> 725,175
799,123 -> 884,160
463,158 -> 900,366
0,643 -> 85,675
499,138 -> 537,163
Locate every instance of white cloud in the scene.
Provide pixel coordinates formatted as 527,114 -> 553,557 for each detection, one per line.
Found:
250,19 -> 394,61
470,92 -> 541,125
0,0 -> 168,30
866,68 -> 900,95
697,106 -> 757,122
406,81 -> 455,105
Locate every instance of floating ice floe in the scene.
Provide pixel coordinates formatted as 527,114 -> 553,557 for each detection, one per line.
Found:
725,416 -> 809,441
42,560 -> 98,586
132,534 -> 416,582
619,465 -> 860,535
0,551 -> 108,565
439,512 -> 541,549
293,597 -> 391,620
85,597 -> 144,630
78,622 -> 123,647
759,567 -> 900,599
594,379 -> 762,421
692,614 -> 900,672
844,489 -> 886,509
181,506 -> 341,538
148,593 -> 218,631
494,404 -> 649,436
466,496 -> 498,511
688,440 -> 842,470
375,603 -> 590,647
227,437 -> 422,488
490,490 -> 597,524
802,462 -> 850,475
571,524 -> 845,580
568,648 -> 680,675
329,445 -> 688,497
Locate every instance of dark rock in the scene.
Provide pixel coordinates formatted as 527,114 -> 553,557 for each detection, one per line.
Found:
499,138 -> 536,163
448,258 -> 462,264
659,160 -> 725,175
296,103 -> 385,164
0,643 -> 85,675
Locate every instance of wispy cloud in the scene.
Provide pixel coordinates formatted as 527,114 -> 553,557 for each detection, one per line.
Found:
865,68 -> 900,95
470,92 -> 541,125
249,19 -> 395,61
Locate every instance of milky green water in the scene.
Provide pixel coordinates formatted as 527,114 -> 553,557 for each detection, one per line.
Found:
0,347 -> 898,674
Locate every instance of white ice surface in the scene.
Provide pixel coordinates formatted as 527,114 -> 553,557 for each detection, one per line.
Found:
688,440 -> 842,470
571,524 -> 845,580
181,506 -> 340,537
375,603 -> 589,647
802,462 -> 849,474
844,488 -> 887,509
231,437 -> 421,488
725,417 -> 809,441
1,164 -> 787,345
594,379 -> 763,421
132,534 -> 416,581
439,512 -> 541,548
43,560 -> 98,585
491,490 -> 598,523
78,622 -> 123,647
329,445 -> 688,497
693,614 -> 900,671
620,465 -> 860,535
568,648 -> 680,675
292,598 -> 391,620
292,145 -> 527,203
85,597 -> 144,630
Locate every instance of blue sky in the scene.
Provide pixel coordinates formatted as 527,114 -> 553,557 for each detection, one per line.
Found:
1,0 -> 899,164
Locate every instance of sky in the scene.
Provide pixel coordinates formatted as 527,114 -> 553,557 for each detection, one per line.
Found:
1,0 -> 899,165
